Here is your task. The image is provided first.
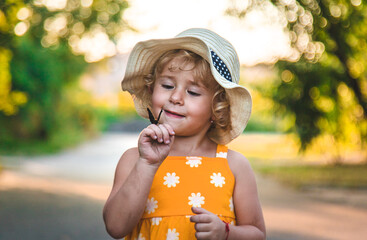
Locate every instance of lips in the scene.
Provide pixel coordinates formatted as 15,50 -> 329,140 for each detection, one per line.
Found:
164,109 -> 185,118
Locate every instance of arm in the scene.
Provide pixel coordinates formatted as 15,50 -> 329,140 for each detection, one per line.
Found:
190,150 -> 266,240
103,124 -> 175,239
227,149 -> 266,239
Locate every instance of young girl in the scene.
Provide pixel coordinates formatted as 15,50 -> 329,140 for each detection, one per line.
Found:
103,28 -> 266,240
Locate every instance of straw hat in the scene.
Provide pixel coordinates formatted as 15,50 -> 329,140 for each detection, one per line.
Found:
121,28 -> 252,145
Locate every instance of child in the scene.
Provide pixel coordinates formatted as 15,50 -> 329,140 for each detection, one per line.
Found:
103,28 -> 266,240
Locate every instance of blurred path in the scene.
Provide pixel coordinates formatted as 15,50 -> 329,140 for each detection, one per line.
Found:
258,174 -> 367,240
0,133 -> 137,240
0,132 -> 367,239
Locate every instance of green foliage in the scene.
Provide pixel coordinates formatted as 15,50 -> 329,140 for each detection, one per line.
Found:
0,35 -> 87,139
274,60 -> 338,149
91,107 -> 130,132
245,119 -> 278,132
0,0 -> 28,115
0,0 -> 130,153
267,0 -> 367,153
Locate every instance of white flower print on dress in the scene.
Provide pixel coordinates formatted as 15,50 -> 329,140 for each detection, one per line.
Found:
163,172 -> 180,188
145,197 -> 158,214
229,197 -> 234,212
151,217 -> 162,225
166,228 -> 179,240
188,192 -> 205,207
210,173 -> 225,187
136,233 -> 145,240
216,151 -> 227,158
185,156 -> 202,168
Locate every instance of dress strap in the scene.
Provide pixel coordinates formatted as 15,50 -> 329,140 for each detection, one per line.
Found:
216,145 -> 228,158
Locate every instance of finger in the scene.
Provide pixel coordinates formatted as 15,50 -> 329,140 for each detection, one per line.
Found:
164,124 -> 175,146
162,123 -> 175,135
142,127 -> 158,141
147,124 -> 163,143
194,222 -> 211,232
190,214 -> 211,223
191,207 -> 211,215
158,124 -> 171,144
195,231 -> 211,240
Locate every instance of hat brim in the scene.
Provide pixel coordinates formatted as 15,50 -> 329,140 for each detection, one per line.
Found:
122,35 -> 252,144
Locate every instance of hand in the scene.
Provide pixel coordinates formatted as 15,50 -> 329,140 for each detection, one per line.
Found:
190,207 -> 227,240
138,123 -> 175,167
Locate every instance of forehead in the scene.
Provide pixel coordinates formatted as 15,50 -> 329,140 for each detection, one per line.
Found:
158,67 -> 205,89
159,56 -> 217,88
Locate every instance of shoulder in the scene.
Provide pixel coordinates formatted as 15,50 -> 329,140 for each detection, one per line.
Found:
227,149 -> 259,202
111,147 -> 140,188
227,149 -> 254,178
116,147 -> 139,172
106,147 -> 140,202
119,147 -> 139,162
121,147 -> 139,159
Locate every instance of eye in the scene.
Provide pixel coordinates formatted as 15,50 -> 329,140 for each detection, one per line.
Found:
187,90 -> 201,96
162,84 -> 174,89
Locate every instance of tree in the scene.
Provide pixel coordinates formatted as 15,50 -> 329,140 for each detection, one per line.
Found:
229,0 -> 366,156
0,0 -> 130,144
0,0 -> 28,116
271,0 -> 366,155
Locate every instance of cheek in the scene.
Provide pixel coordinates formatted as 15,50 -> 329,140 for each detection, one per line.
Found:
190,99 -> 213,118
151,93 -> 159,107
151,89 -> 165,107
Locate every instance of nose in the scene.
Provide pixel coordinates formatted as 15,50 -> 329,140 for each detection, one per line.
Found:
169,89 -> 184,105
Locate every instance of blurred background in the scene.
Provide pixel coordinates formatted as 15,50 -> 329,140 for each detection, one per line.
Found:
0,0 -> 366,239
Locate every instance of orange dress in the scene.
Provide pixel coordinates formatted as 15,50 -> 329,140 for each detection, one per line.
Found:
125,145 -> 236,240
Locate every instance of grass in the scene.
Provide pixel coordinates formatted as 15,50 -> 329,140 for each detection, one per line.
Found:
254,163 -> 367,190
229,133 -> 367,190
0,128 -> 91,155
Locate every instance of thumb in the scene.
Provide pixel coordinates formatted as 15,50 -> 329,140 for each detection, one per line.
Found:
191,207 -> 210,215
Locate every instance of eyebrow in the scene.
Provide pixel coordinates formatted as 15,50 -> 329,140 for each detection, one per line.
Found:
158,74 -> 204,86
157,75 -> 175,80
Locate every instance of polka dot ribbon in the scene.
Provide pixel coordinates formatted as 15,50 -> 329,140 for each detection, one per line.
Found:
210,49 -> 232,82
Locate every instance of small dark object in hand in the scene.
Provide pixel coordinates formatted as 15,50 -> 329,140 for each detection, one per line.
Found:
147,108 -> 163,125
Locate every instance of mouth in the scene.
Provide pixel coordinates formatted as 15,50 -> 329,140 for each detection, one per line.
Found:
164,109 -> 185,118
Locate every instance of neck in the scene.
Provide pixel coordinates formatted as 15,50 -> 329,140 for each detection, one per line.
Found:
169,134 -> 217,157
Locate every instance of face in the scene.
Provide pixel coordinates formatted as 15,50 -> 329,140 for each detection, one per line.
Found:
151,58 -> 215,137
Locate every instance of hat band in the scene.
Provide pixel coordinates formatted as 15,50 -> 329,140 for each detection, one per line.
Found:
210,49 -> 232,82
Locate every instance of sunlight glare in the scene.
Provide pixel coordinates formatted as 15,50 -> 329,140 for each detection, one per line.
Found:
330,4 -> 342,18
118,0 -> 292,66
351,0 -> 362,7
14,22 -> 29,36
44,14 -> 67,35
38,0 -> 68,11
77,31 -> 116,62
72,22 -> 85,35
81,0 -> 94,8
16,7 -> 31,20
